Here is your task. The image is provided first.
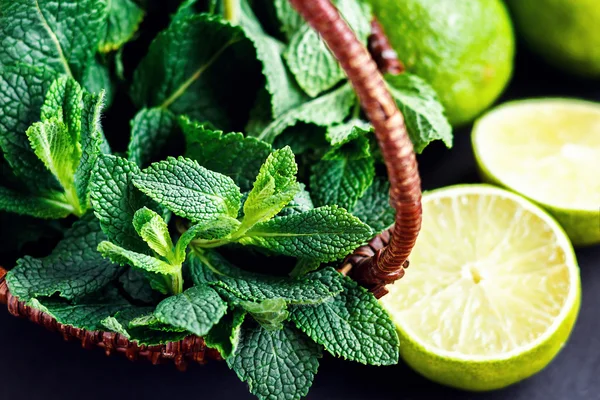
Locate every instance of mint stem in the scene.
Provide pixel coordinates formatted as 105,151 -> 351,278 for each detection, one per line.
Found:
171,270 -> 184,295
224,0 -> 239,23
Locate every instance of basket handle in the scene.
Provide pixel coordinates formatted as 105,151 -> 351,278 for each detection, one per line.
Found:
289,0 -> 422,295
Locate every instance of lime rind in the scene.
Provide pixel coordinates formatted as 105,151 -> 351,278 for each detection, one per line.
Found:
382,185 -> 581,391
472,99 -> 600,246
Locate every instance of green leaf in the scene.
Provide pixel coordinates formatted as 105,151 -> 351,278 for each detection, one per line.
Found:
239,206 -> 373,262
290,268 -> 399,365
386,73 -> 453,153
81,57 -> 115,108
188,250 -> 342,305
0,0 -> 108,79
284,25 -> 345,98
99,0 -> 145,53
181,117 -> 272,192
119,268 -> 159,303
352,178 -> 395,233
98,241 -> 179,275
0,64 -> 60,192
282,0 -> 371,97
0,185 -> 72,218
289,258 -> 321,279
241,147 -> 300,230
130,14 -> 259,130
26,119 -> 82,213
31,287 -> 130,331
310,143 -> 375,211
326,119 -> 372,148
133,156 -> 242,224
128,108 -> 180,167
241,298 -> 289,331
239,0 -> 305,117
254,83 -> 356,143
6,213 -> 120,302
228,323 -> 322,400
154,285 -> 227,336
40,76 -> 83,136
174,216 -> 241,263
133,207 -> 174,259
273,0 -> 305,40
102,307 -> 188,345
129,313 -> 185,332
76,91 -> 106,208
90,154 -> 156,253
278,183 -> 313,217
205,307 -> 246,359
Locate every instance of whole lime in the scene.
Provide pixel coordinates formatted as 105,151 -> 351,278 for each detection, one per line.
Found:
370,0 -> 515,126
507,0 -> 600,77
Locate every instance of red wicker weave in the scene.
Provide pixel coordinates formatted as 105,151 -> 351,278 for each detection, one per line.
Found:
0,0 -> 421,369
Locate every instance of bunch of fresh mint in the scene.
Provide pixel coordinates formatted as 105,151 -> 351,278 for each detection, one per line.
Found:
0,0 -> 452,399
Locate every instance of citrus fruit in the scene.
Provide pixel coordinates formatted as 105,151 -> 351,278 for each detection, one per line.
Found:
369,0 -> 515,126
381,185 -> 581,391
472,99 -> 600,246
507,0 -> 600,77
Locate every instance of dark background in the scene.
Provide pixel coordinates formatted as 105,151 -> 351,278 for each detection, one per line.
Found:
1,25 -> 600,400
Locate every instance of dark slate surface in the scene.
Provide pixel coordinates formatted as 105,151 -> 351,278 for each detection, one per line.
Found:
1,42 -> 599,400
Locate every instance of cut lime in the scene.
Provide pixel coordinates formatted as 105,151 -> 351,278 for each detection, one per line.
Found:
381,185 -> 581,391
472,99 -> 600,246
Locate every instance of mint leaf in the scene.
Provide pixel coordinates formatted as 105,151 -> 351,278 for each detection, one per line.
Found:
133,156 -> 241,224
75,91 -> 106,208
99,0 -> 145,53
352,178 -> 395,233
130,14 -> 259,130
284,25 -> 346,98
205,307 -> 246,359
188,250 -> 342,304
254,83 -> 356,143
129,313 -> 186,332
291,268 -> 399,365
0,64 -> 60,191
228,323 -> 321,400
241,298 -> 289,331
326,119 -> 372,148
90,155 -> 156,253
175,216 -> 241,262
102,307 -> 189,345
98,241 -> 178,275
81,57 -> 115,108
30,287 -> 130,331
181,117 -> 271,192
289,258 -> 321,279
273,0 -> 305,40
154,285 -> 227,336
40,76 -> 83,136
239,206 -> 373,262
278,184 -> 313,217
6,213 -> 120,302
0,0 -> 108,79
241,147 -> 300,230
310,141 -> 375,211
119,268 -> 159,303
386,73 -> 453,153
283,0 -> 371,97
128,108 -> 179,167
239,0 -> 305,117
26,119 -> 82,214
0,186 -> 72,218
132,207 -> 174,259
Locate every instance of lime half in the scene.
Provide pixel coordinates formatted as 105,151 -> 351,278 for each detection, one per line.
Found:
381,185 -> 580,391
472,99 -> 600,246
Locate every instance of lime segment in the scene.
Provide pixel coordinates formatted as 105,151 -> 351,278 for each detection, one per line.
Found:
472,99 -> 600,246
381,185 -> 580,391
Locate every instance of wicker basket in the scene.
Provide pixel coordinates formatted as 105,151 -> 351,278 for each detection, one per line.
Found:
0,0 -> 421,372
